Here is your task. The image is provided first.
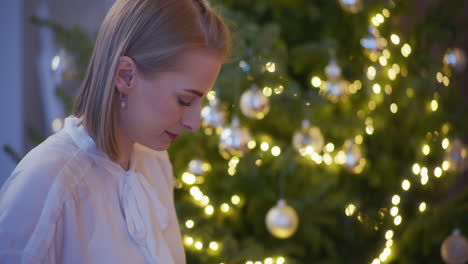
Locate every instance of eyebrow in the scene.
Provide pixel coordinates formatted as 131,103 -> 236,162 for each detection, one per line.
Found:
184,89 -> 204,97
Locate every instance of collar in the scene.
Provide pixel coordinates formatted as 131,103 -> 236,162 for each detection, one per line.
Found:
63,115 -> 136,176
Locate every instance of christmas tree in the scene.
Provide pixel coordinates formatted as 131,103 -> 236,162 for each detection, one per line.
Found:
6,0 -> 468,263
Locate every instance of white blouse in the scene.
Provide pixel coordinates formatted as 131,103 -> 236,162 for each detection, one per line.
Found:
0,116 -> 186,264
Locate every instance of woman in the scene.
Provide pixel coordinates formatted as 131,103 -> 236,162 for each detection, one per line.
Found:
0,0 -> 230,263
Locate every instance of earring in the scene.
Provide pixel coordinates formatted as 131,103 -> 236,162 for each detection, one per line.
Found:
120,92 -> 127,109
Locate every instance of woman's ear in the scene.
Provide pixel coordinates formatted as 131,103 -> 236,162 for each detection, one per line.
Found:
115,56 -> 137,93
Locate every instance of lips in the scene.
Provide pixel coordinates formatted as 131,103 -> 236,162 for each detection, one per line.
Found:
165,131 -> 179,140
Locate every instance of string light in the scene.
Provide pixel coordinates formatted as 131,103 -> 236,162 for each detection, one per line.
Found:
390,206 -> 399,216
271,146 -> 281,156
401,43 -> 412,57
205,205 -> 214,215
248,140 -> 257,149
383,49 -> 391,59
401,179 -> 411,191
186,220 -> 195,229
442,160 -> 450,171
265,62 -> 276,73
379,56 -> 388,66
443,76 -> 450,86
231,195 -> 241,205
431,100 -> 438,111
367,66 -> 377,80
195,241 -> 203,250
372,83 -> 382,94
412,163 -> 421,175
209,242 -> 219,251
419,202 -> 427,212
182,172 -> 197,185
221,203 -> 231,213
394,215 -> 402,226
422,144 -> 430,155
345,204 -> 357,216
263,86 -> 273,97
385,230 -> 394,240
390,34 -> 400,45
311,76 -> 321,88
390,103 -> 398,114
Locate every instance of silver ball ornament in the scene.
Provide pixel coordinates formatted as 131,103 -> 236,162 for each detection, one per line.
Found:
444,48 -> 467,72
292,120 -> 325,155
339,0 -> 363,13
342,140 -> 365,173
441,229 -> 468,264
444,139 -> 468,172
240,84 -> 270,120
265,199 -> 299,239
201,98 -> 227,130
360,27 -> 387,58
188,159 -> 212,176
321,79 -> 349,102
218,116 -> 251,159
325,59 -> 342,80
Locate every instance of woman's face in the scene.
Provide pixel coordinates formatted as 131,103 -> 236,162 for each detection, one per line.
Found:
116,51 -> 222,151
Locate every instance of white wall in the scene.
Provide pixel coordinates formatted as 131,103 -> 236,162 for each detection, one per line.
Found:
0,0 -> 23,184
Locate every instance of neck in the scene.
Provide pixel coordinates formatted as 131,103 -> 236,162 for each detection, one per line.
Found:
115,119 -> 134,172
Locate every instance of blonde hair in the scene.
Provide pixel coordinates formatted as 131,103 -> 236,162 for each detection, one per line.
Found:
73,0 -> 231,161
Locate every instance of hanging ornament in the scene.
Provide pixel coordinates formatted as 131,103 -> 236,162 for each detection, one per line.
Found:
360,26 -> 387,59
320,59 -> 349,102
265,199 -> 299,239
443,48 -> 467,72
240,83 -> 270,120
441,229 -> 468,264
188,159 -> 212,176
339,0 -> 363,14
292,120 -> 325,156
321,80 -> 349,102
218,115 -> 251,159
342,140 -> 365,173
444,139 -> 468,172
201,97 -> 227,132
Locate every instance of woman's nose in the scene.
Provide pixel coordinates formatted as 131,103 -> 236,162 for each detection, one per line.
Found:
181,109 -> 201,132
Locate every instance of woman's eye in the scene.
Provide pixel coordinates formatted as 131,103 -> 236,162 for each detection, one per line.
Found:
178,98 -> 192,106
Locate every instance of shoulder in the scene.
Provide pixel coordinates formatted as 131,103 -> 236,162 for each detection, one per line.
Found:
4,129 -> 92,192
0,129 -> 91,261
1,129 -> 94,219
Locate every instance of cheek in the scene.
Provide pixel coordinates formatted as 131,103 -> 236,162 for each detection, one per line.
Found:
138,88 -> 181,130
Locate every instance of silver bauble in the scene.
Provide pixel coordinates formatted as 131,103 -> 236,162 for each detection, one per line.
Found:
240,84 -> 270,120
188,159 -> 212,176
325,59 -> 342,80
444,48 -> 467,72
445,139 -> 468,172
339,0 -> 363,13
360,27 -> 387,57
218,116 -> 251,159
50,48 -> 77,84
292,120 -> 325,155
343,140 -> 364,173
266,199 -> 299,239
321,79 -> 349,102
201,98 -> 227,130
441,229 -> 468,264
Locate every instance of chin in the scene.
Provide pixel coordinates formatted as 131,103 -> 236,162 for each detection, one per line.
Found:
135,140 -> 169,152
